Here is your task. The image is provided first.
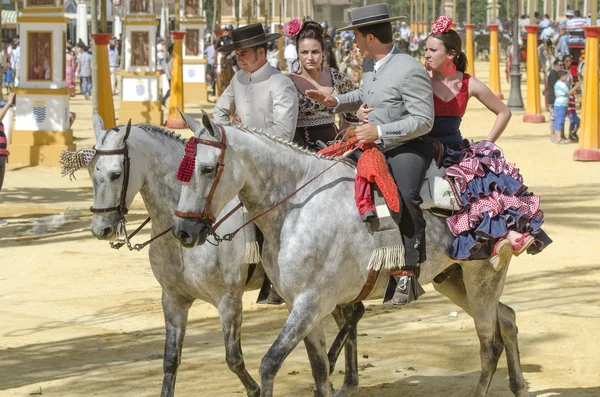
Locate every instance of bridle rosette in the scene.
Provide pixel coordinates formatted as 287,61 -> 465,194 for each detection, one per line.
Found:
432,15 -> 452,35
283,18 -> 303,37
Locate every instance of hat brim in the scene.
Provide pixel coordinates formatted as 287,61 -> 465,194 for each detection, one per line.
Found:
337,16 -> 406,32
218,33 -> 282,53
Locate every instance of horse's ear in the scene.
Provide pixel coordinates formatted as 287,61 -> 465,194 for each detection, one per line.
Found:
123,119 -> 132,142
178,108 -> 203,134
201,110 -> 218,137
92,114 -> 105,141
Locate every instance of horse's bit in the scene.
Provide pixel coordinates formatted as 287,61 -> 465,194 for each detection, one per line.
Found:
90,122 -> 170,251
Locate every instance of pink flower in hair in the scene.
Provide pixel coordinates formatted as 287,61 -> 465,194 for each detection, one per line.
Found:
283,18 -> 303,37
432,15 -> 453,34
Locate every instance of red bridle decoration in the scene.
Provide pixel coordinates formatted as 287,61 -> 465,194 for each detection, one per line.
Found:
177,137 -> 198,182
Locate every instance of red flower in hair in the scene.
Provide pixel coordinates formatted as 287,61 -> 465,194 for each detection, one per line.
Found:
283,18 -> 303,37
432,15 -> 453,34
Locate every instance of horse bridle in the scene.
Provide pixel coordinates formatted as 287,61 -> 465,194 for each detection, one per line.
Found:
174,125 -> 228,227
89,123 -> 132,217
89,122 -> 170,251
173,124 -> 358,244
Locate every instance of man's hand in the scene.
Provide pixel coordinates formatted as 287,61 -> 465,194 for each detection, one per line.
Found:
305,89 -> 338,107
357,103 -> 374,123
232,115 -> 242,125
354,123 -> 379,144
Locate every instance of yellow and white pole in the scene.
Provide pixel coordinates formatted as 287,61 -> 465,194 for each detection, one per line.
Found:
523,0 -> 545,122
574,26 -> 600,161
465,0 -> 475,76
91,33 -> 116,129
166,31 -> 186,129
488,24 -> 503,98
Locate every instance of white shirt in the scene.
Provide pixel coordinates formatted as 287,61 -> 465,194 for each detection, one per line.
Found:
284,43 -> 297,61
213,61 -> 298,141
539,17 -> 551,29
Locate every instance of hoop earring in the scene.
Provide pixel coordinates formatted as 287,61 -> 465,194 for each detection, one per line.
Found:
292,59 -> 301,74
442,57 -> 456,76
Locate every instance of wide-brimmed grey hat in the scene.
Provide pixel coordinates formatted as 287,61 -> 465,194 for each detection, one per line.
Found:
337,4 -> 406,32
218,23 -> 281,52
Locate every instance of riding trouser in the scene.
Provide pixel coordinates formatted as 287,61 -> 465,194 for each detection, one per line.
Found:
383,139 -> 434,267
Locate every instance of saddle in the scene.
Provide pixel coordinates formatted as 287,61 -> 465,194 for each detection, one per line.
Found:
318,138 -> 462,220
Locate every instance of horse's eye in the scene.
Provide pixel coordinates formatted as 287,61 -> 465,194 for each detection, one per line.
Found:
110,172 -> 121,181
201,166 -> 215,175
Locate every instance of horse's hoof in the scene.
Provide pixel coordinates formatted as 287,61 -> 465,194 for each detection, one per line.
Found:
333,384 -> 359,397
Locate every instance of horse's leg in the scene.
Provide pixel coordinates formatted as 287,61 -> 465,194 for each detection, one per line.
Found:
497,303 -> 528,396
259,297 -> 332,397
303,323 -> 333,397
434,268 -> 528,397
457,262 -> 510,397
328,305 -> 348,374
334,302 -> 365,397
218,292 -> 261,397
160,291 -> 193,397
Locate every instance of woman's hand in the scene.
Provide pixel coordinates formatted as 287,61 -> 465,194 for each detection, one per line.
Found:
357,103 -> 374,123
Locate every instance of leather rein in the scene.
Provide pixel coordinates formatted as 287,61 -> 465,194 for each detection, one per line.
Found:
90,124 -> 170,251
174,125 -> 358,244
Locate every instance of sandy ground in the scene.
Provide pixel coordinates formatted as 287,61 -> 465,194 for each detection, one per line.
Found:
1,61 -> 599,397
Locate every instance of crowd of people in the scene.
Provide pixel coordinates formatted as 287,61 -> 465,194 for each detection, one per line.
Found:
209,5 -> 551,305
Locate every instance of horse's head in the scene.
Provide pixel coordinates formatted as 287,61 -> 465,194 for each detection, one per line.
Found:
172,111 -> 243,247
88,115 -> 144,240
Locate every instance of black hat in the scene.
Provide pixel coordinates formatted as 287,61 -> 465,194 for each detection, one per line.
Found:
337,3 -> 406,32
218,23 -> 282,53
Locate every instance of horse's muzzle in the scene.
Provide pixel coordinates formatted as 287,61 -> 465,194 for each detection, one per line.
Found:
171,217 -> 210,248
91,216 -> 120,241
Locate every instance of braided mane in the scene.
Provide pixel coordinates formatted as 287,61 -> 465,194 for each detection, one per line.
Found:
232,125 -> 342,161
134,123 -> 187,145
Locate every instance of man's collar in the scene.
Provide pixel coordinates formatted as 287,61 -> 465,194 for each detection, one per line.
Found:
374,45 -> 396,71
246,60 -> 270,80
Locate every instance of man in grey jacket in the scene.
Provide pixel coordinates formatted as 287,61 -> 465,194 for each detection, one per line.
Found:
214,23 -> 298,141
308,4 -> 435,305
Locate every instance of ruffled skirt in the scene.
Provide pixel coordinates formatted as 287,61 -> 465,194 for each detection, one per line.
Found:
444,141 -> 552,260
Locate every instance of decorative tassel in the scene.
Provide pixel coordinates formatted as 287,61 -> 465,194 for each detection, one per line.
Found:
243,241 -> 261,265
177,137 -> 197,182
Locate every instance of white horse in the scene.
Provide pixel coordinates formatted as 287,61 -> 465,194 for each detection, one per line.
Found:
172,113 -> 529,397
78,116 -> 360,397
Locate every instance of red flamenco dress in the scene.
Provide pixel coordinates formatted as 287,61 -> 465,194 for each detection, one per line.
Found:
431,73 -> 552,260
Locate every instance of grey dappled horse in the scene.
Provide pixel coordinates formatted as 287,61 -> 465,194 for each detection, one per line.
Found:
86,116 -> 359,397
172,112 -> 529,397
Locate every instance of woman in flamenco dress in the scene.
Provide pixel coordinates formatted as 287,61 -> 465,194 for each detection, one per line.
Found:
360,15 -> 552,269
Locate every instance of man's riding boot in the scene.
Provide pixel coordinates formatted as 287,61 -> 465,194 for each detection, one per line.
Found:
391,274 -> 426,306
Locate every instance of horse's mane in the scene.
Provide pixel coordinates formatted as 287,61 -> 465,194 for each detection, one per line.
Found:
232,125 -> 342,162
134,123 -> 187,145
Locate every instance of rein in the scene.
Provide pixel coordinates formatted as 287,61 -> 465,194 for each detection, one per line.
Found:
174,124 -> 358,243
90,122 -> 170,251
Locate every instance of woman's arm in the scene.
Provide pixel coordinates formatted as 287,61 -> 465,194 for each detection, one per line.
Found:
0,93 -> 15,122
469,76 -> 512,142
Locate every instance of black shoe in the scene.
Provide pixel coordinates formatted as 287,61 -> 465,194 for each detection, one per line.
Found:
391,275 -> 425,306
266,289 -> 283,305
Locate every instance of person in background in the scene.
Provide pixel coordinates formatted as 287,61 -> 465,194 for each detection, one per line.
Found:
0,93 -> 16,224
156,38 -> 165,71
553,70 -> 579,144
545,59 -> 562,135
10,40 -> 19,87
161,44 -> 173,106
3,62 -> 13,95
66,48 -> 76,96
108,44 -> 120,95
267,41 -> 280,70
203,40 -> 215,94
284,38 -> 297,72
553,24 -> 570,58
77,48 -> 93,100
567,92 -> 580,142
539,14 -> 551,29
